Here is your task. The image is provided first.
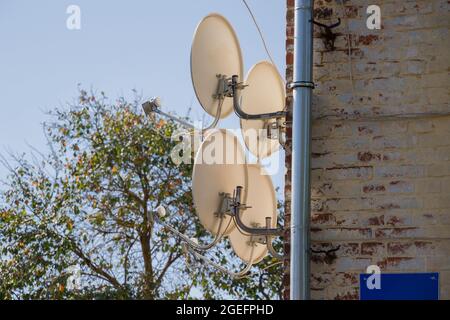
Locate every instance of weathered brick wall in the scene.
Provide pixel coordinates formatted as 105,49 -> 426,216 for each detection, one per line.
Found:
284,0 -> 450,300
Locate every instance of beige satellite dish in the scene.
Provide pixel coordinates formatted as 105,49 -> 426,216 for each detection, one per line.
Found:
191,13 -> 244,119
228,164 -> 277,264
192,129 -> 248,236
240,61 -> 286,159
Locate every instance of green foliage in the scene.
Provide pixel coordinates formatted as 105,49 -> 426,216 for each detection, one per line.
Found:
0,89 -> 282,300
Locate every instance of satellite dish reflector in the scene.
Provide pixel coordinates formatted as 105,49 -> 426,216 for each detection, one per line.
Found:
228,164 -> 277,264
240,61 -> 286,159
192,129 -> 248,236
191,13 -> 244,119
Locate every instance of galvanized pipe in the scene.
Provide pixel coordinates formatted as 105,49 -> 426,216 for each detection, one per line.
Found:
290,0 -> 313,300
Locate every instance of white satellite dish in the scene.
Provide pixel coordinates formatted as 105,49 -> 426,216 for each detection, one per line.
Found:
192,129 -> 248,236
191,13 -> 244,119
240,61 -> 286,159
228,164 -> 277,264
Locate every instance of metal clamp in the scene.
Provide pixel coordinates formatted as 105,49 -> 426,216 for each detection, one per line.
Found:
287,81 -> 315,89
213,74 -> 238,99
215,192 -> 234,217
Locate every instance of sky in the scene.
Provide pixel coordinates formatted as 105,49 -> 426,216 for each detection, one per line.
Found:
0,0 -> 286,192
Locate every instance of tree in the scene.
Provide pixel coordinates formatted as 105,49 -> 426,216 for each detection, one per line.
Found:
0,89 -> 282,300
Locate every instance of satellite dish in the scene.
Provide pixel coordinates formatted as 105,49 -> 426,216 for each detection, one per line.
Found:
240,61 -> 286,159
192,129 -> 248,236
228,164 -> 277,264
191,13 -> 244,119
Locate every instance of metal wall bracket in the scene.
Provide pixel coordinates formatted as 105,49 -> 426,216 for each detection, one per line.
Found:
231,186 -> 284,237
310,18 -> 341,51
231,75 -> 287,120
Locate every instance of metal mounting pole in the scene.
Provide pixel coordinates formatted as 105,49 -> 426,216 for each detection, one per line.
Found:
290,0 -> 313,300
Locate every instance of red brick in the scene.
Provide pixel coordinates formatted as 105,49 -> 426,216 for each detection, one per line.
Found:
311,213 -> 336,226
361,242 -> 385,256
387,242 -> 415,256
376,257 -> 426,271
375,227 -> 419,239
332,287 -> 359,300
358,151 -> 382,162
311,273 -> 333,289
335,272 -> 359,287
363,184 -> 386,193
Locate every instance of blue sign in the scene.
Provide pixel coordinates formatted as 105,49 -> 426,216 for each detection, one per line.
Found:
360,273 -> 439,300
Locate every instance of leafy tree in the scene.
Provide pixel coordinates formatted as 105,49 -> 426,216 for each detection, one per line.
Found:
0,89 -> 282,300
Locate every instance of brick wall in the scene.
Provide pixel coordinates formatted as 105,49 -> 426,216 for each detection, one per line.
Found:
284,0 -> 450,300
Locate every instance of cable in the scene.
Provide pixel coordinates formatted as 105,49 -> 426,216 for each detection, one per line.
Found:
241,0 -> 278,71
338,0 -> 355,97
223,217 -> 236,240
202,98 -> 223,131
238,260 -> 283,280
188,242 -> 256,279
267,235 -> 286,260
155,211 -> 229,252
310,245 -> 341,255
315,111 -> 450,122
259,261 -> 283,272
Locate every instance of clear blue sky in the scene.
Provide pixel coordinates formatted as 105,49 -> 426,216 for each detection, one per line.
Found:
0,0 -> 286,191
